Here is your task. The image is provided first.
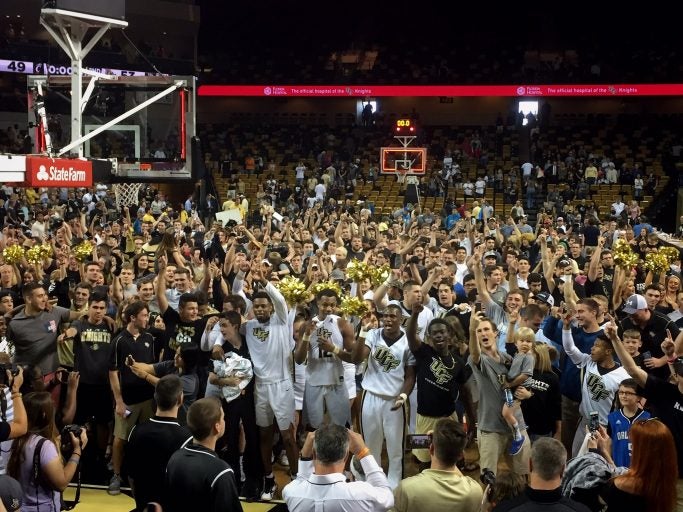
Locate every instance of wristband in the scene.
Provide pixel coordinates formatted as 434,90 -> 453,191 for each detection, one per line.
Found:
359,329 -> 368,339
355,447 -> 371,460
302,335 -> 310,342
68,457 -> 80,465
668,356 -> 677,364
333,345 -> 341,356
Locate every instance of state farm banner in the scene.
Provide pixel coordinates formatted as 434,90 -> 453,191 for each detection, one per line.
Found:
25,156 -> 92,187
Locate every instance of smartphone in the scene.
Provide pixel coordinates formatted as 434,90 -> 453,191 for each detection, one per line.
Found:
588,411 -> 600,433
474,301 -> 483,313
125,355 -> 134,366
642,351 -> 652,360
406,434 -> 432,449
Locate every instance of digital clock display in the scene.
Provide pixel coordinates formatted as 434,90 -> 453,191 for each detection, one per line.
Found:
0,58 -> 152,77
396,119 -> 411,127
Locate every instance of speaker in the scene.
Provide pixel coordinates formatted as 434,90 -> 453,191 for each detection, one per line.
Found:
47,0 -> 125,21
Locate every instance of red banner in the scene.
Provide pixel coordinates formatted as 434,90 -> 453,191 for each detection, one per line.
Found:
25,156 -> 93,187
198,84 -> 683,97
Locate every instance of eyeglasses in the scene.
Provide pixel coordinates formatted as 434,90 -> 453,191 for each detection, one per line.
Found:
618,391 -> 638,396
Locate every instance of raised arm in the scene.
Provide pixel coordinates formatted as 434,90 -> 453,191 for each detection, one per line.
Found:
561,310 -> 590,366
468,311 -> 482,365
406,304 -> 423,353
471,245 -> 493,307
294,320 -> 314,365
352,327 -> 371,364
605,315 -> 647,386
587,236 -> 605,282
252,264 -> 288,323
155,254 -> 170,314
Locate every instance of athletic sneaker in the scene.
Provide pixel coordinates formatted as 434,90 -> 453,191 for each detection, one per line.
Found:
509,436 -> 525,456
108,474 -> 122,495
278,453 -> 289,467
242,477 -> 261,502
261,476 -> 277,501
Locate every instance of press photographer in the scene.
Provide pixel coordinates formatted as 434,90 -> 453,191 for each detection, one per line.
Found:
6,392 -> 88,511
0,363 -> 27,442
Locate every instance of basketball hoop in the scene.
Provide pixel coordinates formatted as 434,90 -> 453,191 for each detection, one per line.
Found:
113,182 -> 142,208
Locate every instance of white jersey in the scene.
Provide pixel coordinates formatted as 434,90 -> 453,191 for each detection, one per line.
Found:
387,300 -> 433,340
562,330 -> 629,423
243,283 -> 294,384
361,328 -> 415,397
307,314 -> 345,386
579,360 -> 629,423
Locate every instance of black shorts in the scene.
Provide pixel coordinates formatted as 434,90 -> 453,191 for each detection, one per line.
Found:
75,384 -> 114,425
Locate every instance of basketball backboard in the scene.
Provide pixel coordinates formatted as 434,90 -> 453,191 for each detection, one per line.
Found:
27,74 -> 196,182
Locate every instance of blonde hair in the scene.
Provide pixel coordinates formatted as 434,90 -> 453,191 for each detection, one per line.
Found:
533,342 -> 553,373
514,327 -> 535,343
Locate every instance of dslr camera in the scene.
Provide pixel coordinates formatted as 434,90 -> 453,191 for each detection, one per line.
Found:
61,424 -> 83,456
481,468 -> 496,487
0,363 -> 20,386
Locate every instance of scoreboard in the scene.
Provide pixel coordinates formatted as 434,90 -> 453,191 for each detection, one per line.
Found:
0,58 -> 152,77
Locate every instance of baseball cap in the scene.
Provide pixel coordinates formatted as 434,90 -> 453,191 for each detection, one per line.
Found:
484,251 -> 498,259
622,294 -> 648,314
0,475 -> 22,511
330,269 -> 346,281
534,291 -> 555,307
556,216 -> 564,221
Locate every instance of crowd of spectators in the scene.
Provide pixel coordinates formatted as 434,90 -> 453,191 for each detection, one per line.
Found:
0,124 -> 675,511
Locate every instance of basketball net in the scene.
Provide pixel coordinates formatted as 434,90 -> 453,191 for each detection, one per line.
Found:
396,166 -> 409,184
113,183 -> 143,208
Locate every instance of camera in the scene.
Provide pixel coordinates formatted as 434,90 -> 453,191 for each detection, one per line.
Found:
60,424 -> 83,455
481,468 -> 496,487
50,218 -> 64,231
0,363 -> 20,386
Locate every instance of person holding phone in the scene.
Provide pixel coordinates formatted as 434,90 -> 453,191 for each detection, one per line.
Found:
405,305 -> 475,468
561,310 -> 629,456
108,301 -> 157,496
393,419 -> 482,512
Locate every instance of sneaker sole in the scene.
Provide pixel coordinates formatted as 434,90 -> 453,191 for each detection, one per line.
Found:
107,489 -> 121,496
261,484 -> 278,501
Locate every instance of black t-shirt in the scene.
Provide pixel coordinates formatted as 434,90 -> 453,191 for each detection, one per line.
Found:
73,319 -> 114,385
126,416 -> 192,510
412,343 -> 467,417
619,311 -> 679,380
643,375 -> 683,478
519,369 -> 561,436
109,329 -> 157,405
162,308 -> 209,362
